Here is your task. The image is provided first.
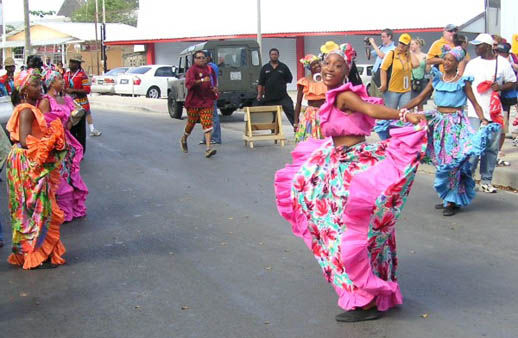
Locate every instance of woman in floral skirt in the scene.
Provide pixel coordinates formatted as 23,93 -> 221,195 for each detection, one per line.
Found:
39,70 -> 88,222
294,54 -> 327,142
6,69 -> 67,269
403,46 -> 499,216
274,44 -> 427,322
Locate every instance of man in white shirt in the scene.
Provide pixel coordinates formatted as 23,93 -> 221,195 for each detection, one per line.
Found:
463,33 -> 517,193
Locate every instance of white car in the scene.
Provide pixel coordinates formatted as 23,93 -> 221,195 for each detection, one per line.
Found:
92,67 -> 131,94
114,65 -> 177,99
355,64 -> 373,91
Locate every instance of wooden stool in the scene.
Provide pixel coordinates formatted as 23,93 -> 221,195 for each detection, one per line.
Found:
243,105 -> 286,148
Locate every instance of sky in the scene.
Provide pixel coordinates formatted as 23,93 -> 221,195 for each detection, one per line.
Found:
2,0 -> 65,24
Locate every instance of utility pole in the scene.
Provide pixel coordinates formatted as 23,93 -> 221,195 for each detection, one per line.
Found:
101,0 -> 107,73
1,0 -> 5,63
23,0 -> 31,62
94,0 -> 100,74
257,0 -> 262,55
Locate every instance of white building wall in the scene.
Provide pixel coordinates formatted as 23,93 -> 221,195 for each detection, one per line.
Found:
501,0 -> 518,41
155,42 -> 194,67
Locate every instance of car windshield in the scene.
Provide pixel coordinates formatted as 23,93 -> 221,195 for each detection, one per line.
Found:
105,67 -> 129,76
127,67 -> 151,74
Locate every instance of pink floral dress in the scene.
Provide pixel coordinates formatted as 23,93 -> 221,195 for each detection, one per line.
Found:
275,83 -> 427,312
42,94 -> 88,222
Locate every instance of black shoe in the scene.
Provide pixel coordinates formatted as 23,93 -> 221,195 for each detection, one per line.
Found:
435,203 -> 445,209
335,307 -> 382,322
443,204 -> 459,216
205,148 -> 217,158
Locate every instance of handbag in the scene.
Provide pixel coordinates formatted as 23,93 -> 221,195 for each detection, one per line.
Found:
411,78 -> 423,92
69,100 -> 86,126
373,50 -> 395,88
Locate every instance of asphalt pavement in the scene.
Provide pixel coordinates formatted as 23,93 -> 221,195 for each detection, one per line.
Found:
0,106 -> 517,338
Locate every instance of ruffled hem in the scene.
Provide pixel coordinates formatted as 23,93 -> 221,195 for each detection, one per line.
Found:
275,123 -> 427,311
319,83 -> 383,126
432,122 -> 500,207
8,173 -> 66,269
274,137 -> 329,248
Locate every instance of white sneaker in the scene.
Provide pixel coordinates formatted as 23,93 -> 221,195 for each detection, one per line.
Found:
90,129 -> 102,137
480,183 -> 497,193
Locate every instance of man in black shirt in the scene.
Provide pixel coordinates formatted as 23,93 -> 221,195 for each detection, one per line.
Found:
257,48 -> 295,125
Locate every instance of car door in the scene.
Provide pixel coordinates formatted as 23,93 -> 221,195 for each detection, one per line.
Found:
154,66 -> 175,98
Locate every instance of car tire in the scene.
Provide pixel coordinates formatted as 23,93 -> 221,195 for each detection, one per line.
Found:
168,94 -> 184,119
146,86 -> 161,99
220,108 -> 235,116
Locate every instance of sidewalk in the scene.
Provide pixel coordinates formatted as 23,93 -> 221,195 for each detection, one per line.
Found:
89,94 -> 518,190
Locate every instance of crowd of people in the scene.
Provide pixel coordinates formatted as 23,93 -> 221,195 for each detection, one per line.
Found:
0,54 -> 92,269
272,26 -> 518,322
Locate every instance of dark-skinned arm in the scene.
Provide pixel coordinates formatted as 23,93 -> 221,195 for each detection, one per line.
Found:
403,81 -> 434,110
19,108 -> 35,148
464,82 -> 488,124
294,84 -> 304,126
38,97 -> 51,114
336,91 -> 425,125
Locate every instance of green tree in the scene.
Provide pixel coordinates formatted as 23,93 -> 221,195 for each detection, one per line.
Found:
72,0 -> 138,26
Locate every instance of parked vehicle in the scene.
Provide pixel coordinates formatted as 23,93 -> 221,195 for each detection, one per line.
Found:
168,40 -> 261,119
114,65 -> 177,99
356,64 -> 373,92
0,95 -> 13,131
92,67 -> 131,94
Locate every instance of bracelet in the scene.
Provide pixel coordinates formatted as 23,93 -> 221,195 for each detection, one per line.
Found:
399,108 -> 410,122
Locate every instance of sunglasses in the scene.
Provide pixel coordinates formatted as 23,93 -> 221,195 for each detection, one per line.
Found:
194,56 -> 206,59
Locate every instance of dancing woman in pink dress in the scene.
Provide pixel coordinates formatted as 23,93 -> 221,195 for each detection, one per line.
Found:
274,43 -> 427,322
39,71 -> 88,222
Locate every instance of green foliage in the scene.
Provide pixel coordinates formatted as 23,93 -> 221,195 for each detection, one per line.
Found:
71,0 -> 138,26
29,10 -> 57,18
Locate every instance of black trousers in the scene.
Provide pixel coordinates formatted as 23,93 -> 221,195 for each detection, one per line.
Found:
70,114 -> 87,154
256,95 -> 295,126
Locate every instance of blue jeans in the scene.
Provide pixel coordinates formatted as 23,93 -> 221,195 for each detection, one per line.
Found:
468,117 -> 501,184
212,103 -> 221,143
201,103 -> 221,144
0,219 -> 3,242
383,90 -> 411,109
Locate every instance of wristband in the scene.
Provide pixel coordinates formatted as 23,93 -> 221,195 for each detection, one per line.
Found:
399,108 -> 410,122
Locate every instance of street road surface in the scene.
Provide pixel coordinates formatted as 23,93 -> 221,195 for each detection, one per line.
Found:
1,108 -> 517,338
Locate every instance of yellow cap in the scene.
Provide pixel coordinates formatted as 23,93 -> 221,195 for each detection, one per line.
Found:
320,41 -> 340,54
399,33 -> 412,45
4,57 -> 15,66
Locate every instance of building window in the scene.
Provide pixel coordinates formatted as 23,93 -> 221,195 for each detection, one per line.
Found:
13,47 -> 24,60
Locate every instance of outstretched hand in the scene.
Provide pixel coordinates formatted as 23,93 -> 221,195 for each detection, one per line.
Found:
406,113 -> 427,125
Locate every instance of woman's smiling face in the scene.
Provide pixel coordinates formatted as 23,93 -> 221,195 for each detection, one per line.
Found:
321,53 -> 348,88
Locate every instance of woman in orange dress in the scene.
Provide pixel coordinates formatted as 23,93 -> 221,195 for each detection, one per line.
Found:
5,69 -> 67,269
294,54 -> 327,142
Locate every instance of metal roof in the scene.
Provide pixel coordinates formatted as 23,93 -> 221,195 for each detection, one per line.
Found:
2,37 -> 76,48
40,22 -> 138,42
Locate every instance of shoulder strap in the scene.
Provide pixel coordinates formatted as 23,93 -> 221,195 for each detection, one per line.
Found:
494,55 -> 498,81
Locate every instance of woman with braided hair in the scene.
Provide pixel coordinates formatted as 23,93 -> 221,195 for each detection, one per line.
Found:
6,69 -> 67,269
403,45 -> 500,216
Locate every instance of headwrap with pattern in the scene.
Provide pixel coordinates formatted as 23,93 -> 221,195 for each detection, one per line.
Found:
299,54 -> 320,70
441,45 -> 466,62
42,69 -> 61,88
14,68 -> 41,92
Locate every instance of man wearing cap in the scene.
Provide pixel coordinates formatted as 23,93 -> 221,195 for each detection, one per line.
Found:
367,28 -> 395,98
0,57 -> 16,95
427,24 -> 457,72
463,33 -> 516,193
64,54 -> 102,153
